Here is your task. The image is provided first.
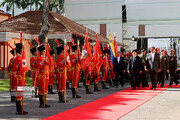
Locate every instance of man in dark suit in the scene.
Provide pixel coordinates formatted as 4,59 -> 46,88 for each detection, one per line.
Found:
127,49 -> 143,90
113,51 -> 125,87
146,46 -> 161,90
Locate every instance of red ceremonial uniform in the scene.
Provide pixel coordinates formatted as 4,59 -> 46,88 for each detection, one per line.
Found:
84,65 -> 92,85
9,57 -> 16,92
70,52 -> 80,88
56,53 -> 66,92
49,57 -> 55,85
30,57 -> 39,87
108,56 -> 115,80
11,54 -> 25,101
102,56 -> 110,82
93,59 -> 101,84
36,56 -> 49,95
67,70 -> 72,83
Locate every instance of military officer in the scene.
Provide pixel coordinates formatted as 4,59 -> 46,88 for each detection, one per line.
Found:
12,43 -> 28,115
169,49 -> 179,86
30,47 -> 39,98
102,50 -> 109,89
36,45 -> 50,108
48,49 -> 56,94
56,45 -> 68,102
70,45 -> 81,98
160,49 -> 169,88
9,49 -> 16,102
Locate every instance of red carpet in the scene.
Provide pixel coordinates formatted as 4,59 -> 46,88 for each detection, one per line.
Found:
43,85 -> 178,120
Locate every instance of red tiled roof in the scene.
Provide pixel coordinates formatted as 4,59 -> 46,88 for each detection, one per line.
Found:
0,10 -> 11,16
0,11 -> 110,43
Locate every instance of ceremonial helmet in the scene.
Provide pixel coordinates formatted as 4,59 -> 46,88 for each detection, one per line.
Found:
30,47 -> 37,54
10,49 -> 15,56
15,43 -> 22,51
71,45 -> 78,52
37,45 -> 45,52
49,50 -> 54,55
56,45 -> 64,55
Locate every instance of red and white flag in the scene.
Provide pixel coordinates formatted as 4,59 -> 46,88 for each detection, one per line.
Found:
22,46 -> 29,72
81,33 -> 92,70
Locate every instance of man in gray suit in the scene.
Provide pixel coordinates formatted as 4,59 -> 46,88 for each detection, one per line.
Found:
145,46 -> 161,90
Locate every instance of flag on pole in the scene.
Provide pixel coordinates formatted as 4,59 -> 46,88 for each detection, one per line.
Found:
109,33 -> 115,65
114,35 -> 118,57
28,41 -> 33,49
102,43 -> 105,50
70,37 -> 75,45
45,44 -> 51,66
81,33 -> 92,70
55,39 -> 60,47
34,37 -> 41,46
22,46 -> 29,72
64,45 -> 71,69
20,32 -> 22,43
93,34 -> 102,69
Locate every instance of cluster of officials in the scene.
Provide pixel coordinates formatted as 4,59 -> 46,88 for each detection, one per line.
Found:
8,37 -> 179,115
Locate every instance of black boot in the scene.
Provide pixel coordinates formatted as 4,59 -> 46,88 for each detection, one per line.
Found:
109,79 -> 114,87
72,88 -> 75,98
102,81 -> 109,89
16,101 -> 28,115
35,87 -> 39,98
44,94 -> 50,107
39,95 -> 43,108
77,82 -> 82,88
57,84 -> 59,92
50,85 -> 56,94
58,92 -> 63,103
11,96 -> 15,102
72,88 -> 81,98
39,95 -> 50,108
94,84 -> 101,92
86,85 -> 93,94
48,85 -> 51,94
66,82 -> 70,89
59,92 -> 68,103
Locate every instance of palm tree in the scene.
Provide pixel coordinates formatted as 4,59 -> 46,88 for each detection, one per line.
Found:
0,0 -> 21,16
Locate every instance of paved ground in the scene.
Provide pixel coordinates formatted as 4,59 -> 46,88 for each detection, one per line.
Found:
119,87 -> 180,120
1,79 -> 180,120
0,82 -> 129,120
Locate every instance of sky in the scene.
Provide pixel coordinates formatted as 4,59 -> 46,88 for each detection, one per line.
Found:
1,0 -> 180,16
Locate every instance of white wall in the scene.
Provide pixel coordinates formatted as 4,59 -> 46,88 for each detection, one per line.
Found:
124,0 -> 180,38
65,0 -> 123,43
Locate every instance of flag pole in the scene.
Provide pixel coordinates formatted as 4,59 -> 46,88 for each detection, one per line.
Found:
64,39 -> 67,103
21,42 -> 24,116
75,40 -> 80,98
44,37 -> 48,108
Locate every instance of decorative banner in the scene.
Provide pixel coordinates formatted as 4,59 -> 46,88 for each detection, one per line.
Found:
22,46 -> 29,72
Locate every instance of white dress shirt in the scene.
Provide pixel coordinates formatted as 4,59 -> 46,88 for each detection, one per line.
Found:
117,57 -> 120,63
151,52 -> 155,62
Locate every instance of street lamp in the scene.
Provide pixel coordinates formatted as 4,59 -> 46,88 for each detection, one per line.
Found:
132,35 -> 135,41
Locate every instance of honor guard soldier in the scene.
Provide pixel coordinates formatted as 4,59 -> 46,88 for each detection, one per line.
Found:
160,49 -> 169,88
12,43 -> 28,115
67,50 -> 72,89
107,50 -> 114,87
30,47 -> 39,98
56,45 -> 68,103
48,49 -> 56,94
169,49 -> 179,86
102,50 -> 109,89
36,45 -> 50,108
9,49 -> 16,102
70,45 -> 81,98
